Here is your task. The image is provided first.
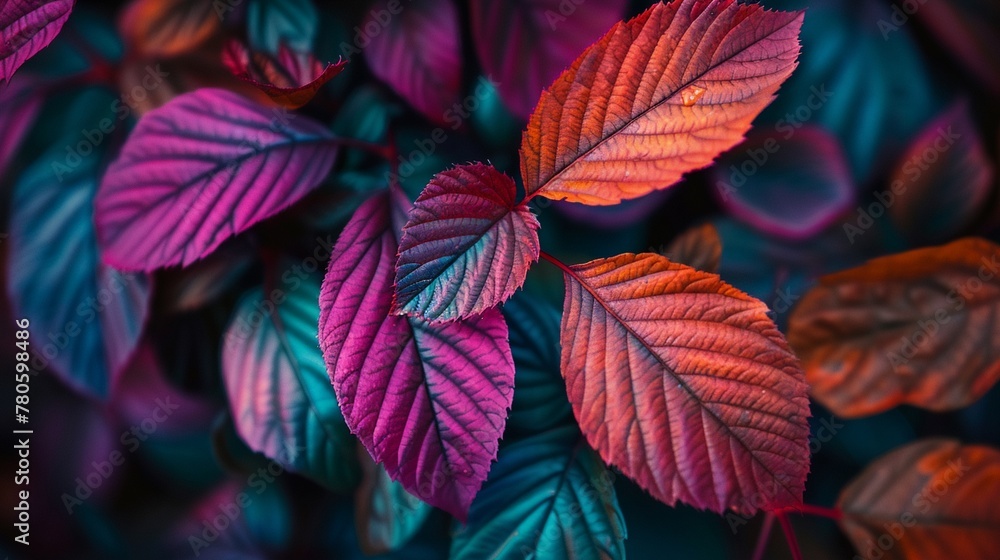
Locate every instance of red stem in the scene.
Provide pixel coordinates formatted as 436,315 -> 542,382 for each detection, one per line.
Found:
539,250 -> 574,275
750,512 -> 775,560
777,503 -> 843,521
776,511 -> 803,560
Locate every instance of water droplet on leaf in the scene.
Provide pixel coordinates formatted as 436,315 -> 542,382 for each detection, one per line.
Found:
680,85 -> 705,107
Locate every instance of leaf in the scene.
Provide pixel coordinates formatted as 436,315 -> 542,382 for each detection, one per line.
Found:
118,0 -> 219,58
246,0 -> 317,54
787,237 -> 1000,418
0,74 -> 43,177
364,0 -> 461,125
837,438 -> 1000,560
917,0 -> 1000,94
221,267 -> 360,492
6,91 -> 150,399
469,0 -> 627,120
713,126 -> 854,239
394,163 -> 540,321
557,252 -> 810,514
664,223 -> 722,274
222,40 -> 347,109
887,101 -> 995,245
502,291 -> 574,438
451,426 -> 626,560
154,238 -> 256,314
355,444 -> 433,555
320,190 -> 515,520
519,0 -> 803,205
0,0 -> 74,84
95,88 -> 339,271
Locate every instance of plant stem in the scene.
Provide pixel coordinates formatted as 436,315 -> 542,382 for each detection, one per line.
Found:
751,512 -> 775,560
539,251 -> 574,275
776,511 -> 803,560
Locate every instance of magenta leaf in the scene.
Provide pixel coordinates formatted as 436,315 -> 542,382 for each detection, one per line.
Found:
363,0 -> 461,125
221,40 -> 347,109
95,88 -> 339,271
470,0 -> 627,119
713,126 -> 854,239
319,190 -> 515,520
394,163 -> 540,322
0,0 -> 74,84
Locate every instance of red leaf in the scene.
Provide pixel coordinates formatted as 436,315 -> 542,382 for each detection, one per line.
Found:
520,0 -> 803,205
788,237 -> 1000,418
0,0 -> 74,84
222,40 -> 346,109
887,101 -> 995,245
394,163 -> 540,322
363,0 -> 461,125
837,439 -> 1000,560
320,190 -> 515,520
469,0 -> 627,120
556,252 -> 810,514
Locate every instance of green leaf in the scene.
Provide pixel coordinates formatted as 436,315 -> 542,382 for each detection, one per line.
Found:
452,426 -> 626,559
222,267 -> 359,492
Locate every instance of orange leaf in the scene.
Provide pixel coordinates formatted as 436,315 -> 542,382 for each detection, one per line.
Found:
520,0 -> 802,205
788,237 -> 1000,418
556,252 -> 810,514
664,222 -> 722,273
837,439 -> 1000,560
118,0 -> 221,58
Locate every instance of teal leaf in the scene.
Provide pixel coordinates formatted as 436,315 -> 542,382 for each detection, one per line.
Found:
452,426 -> 626,560
355,447 -> 433,554
222,267 -> 360,492
246,0 -> 317,53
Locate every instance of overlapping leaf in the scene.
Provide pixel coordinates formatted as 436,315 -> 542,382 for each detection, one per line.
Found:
364,0 -> 461,125
713,126 -> 854,239
118,0 -> 218,58
394,163 -> 540,321
320,190 -> 515,519
788,238 -> 1000,418
888,102 -> 995,245
520,0 -> 803,205
664,222 -> 722,273
558,252 -> 811,514
95,88 -> 339,270
355,445 -> 432,555
246,0 -> 317,54
0,75 -> 43,176
222,270 -> 359,492
222,40 -> 346,109
838,439 -> 1000,559
0,0 -> 74,83
6,91 -> 150,399
452,426 -> 626,559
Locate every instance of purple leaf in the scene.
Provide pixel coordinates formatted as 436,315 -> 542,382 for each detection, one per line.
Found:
319,190 -> 515,520
713,126 -> 854,239
394,163 -> 540,322
470,0 -> 627,119
363,0 -> 461,125
95,88 -> 339,271
0,0 -> 74,84
0,74 -> 43,176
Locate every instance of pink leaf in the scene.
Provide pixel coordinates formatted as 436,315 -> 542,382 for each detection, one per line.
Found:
394,163 -> 540,322
470,0 -> 627,119
221,40 -> 347,109
363,0 -> 461,125
319,190 -> 515,520
95,88 -> 339,271
0,0 -> 74,84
